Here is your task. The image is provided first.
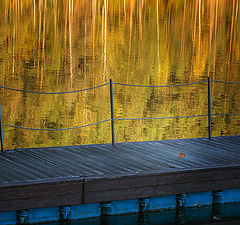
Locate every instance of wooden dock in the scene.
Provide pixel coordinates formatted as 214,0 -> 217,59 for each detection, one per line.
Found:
0,135 -> 240,212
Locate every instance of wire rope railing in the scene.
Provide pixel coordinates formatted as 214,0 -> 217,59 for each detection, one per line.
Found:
0,77 -> 239,152
114,113 -> 240,121
212,80 -> 240,85
2,119 -> 111,131
115,114 -> 209,121
113,80 -> 208,87
0,83 -> 109,94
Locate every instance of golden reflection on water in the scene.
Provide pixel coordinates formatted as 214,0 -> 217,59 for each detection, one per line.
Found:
0,0 -> 239,149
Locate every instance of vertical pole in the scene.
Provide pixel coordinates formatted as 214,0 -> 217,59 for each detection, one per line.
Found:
0,104 -> 4,152
208,76 -> 212,139
110,79 -> 115,145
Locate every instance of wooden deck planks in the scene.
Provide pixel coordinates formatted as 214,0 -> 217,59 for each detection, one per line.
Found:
0,179 -> 84,211
84,166 -> 240,203
0,135 -> 240,211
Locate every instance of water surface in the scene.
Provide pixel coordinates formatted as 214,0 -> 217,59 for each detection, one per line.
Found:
0,0 -> 239,149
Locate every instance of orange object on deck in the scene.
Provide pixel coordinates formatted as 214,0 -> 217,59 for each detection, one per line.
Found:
179,152 -> 185,158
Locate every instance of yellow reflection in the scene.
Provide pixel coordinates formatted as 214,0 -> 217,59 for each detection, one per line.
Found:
0,0 -> 239,149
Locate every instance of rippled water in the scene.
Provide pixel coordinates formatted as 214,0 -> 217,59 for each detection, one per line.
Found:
0,0 -> 239,149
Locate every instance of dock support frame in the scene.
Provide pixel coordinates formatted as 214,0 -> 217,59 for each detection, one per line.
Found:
59,206 -> 72,220
16,209 -> 30,224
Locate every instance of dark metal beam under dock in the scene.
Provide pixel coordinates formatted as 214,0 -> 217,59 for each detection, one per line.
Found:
0,135 -> 240,212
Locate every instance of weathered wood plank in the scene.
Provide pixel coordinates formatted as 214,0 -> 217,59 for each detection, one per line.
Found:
85,166 -> 240,192
0,153 -> 52,179
86,177 -> 240,203
98,144 -> 165,170
119,142 -> 187,168
163,140 -> 230,164
20,149 -> 83,177
84,166 -> 240,203
96,145 -> 163,171
0,179 -> 83,212
141,142 -> 207,167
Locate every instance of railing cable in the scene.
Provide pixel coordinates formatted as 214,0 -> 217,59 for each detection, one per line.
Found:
113,80 -> 208,88
2,119 -> 111,131
212,113 -> 240,116
115,114 -> 209,121
3,114 -> 239,131
0,80 -> 239,94
0,83 -> 109,94
212,80 -> 240,85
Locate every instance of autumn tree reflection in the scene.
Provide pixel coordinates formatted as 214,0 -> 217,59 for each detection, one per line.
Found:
0,0 -> 239,149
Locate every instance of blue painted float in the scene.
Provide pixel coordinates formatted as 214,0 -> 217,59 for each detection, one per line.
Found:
185,191 -> 213,207
69,203 -> 101,219
1,188 -> 240,224
149,195 -> 176,211
101,199 -> 139,216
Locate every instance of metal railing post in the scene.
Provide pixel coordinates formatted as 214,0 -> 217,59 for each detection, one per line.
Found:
110,79 -> 115,145
208,77 -> 212,139
0,104 -> 4,152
